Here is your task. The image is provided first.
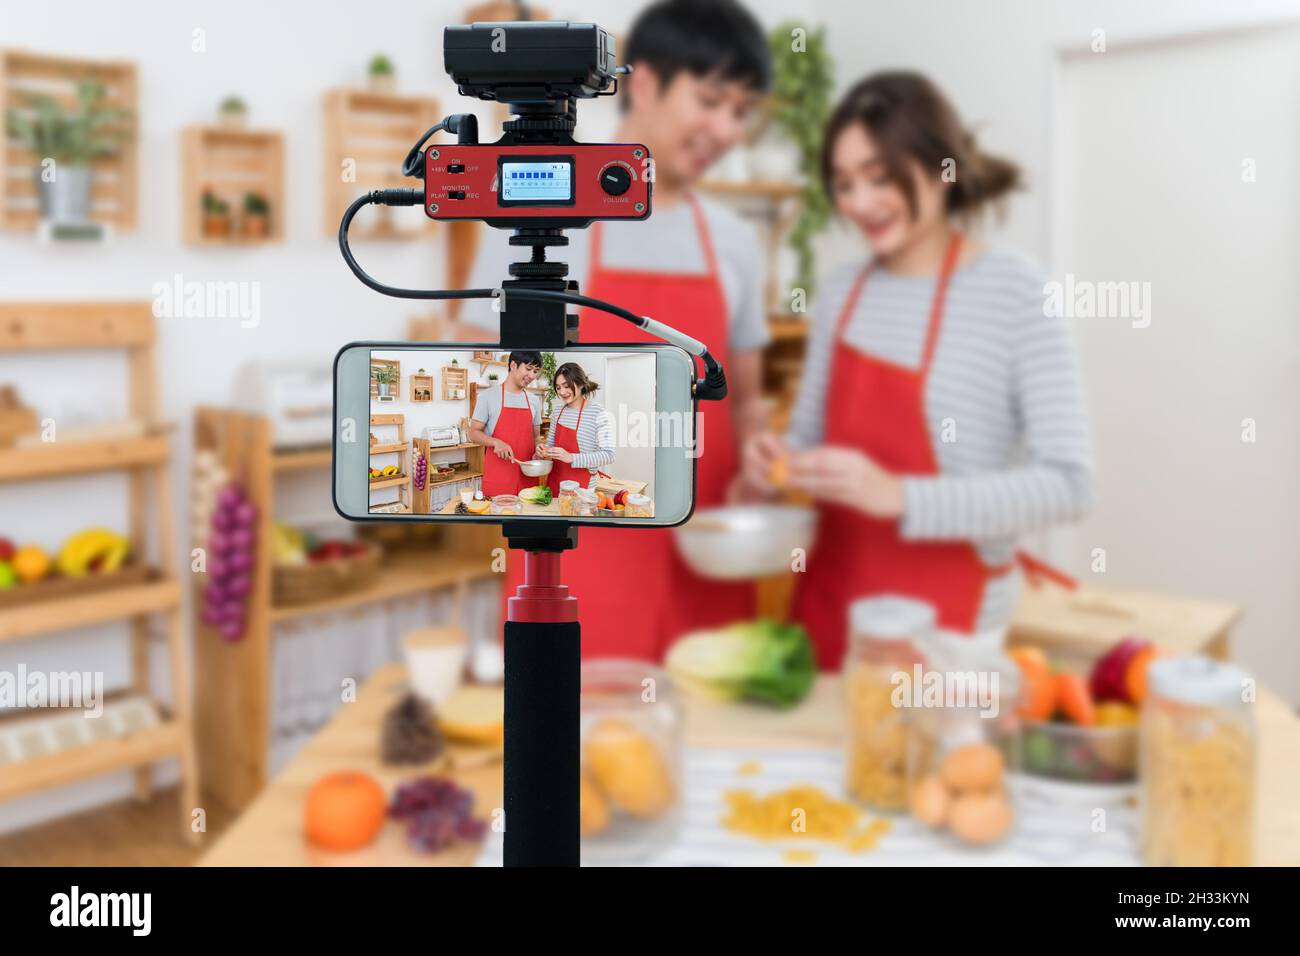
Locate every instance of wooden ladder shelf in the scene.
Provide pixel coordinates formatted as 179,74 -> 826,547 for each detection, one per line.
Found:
0,302 -> 198,843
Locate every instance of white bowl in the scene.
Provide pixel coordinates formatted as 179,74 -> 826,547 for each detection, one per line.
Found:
672,505 -> 816,580
518,459 -> 553,477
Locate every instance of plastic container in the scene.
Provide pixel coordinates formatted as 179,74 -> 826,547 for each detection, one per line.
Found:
557,480 -> 580,516
844,597 -> 933,812
625,493 -> 653,518
1021,720 -> 1137,783
580,659 -> 682,863
905,630 -> 1021,847
489,494 -> 522,516
1139,656 -> 1256,866
572,487 -> 598,517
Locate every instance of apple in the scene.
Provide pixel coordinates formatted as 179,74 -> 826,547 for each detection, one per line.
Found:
0,538 -> 14,562
614,489 -> 628,506
1089,636 -> 1150,703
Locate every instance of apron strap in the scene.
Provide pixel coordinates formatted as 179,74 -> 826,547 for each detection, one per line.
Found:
986,549 -> 1080,590
575,399 -> 585,431
685,193 -> 720,279
919,232 -> 964,377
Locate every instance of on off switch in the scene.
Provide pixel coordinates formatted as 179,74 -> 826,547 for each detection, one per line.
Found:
599,165 -> 632,196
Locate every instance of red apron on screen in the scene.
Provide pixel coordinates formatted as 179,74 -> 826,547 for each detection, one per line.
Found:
481,384 -> 536,498
504,195 -> 754,660
792,233 -> 1017,670
546,399 -> 589,494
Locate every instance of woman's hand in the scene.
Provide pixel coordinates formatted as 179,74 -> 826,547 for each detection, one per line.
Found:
788,446 -> 905,519
534,442 -> 549,461
739,430 -> 788,497
547,446 -> 573,464
493,440 -> 515,463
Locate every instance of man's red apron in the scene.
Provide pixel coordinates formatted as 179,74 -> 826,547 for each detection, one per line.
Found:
546,399 -> 588,494
504,195 -> 754,660
480,384 -> 535,497
792,234 -> 1016,670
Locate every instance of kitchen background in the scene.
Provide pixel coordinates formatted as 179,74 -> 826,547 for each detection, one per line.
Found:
0,0 -> 1297,866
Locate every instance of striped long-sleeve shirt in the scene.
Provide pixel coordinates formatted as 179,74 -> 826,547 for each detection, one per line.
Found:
545,399 -> 615,483
787,246 -> 1095,631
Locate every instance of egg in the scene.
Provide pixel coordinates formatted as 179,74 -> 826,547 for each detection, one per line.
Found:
948,792 -> 1014,845
769,455 -> 789,490
579,771 -> 610,837
940,742 -> 1005,792
584,718 -> 675,818
909,774 -> 950,828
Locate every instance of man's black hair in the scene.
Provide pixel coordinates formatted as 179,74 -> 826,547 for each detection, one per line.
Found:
624,0 -> 773,95
508,350 -> 543,369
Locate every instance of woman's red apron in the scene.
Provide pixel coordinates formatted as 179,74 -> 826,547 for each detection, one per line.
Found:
504,194 -> 754,660
792,234 -> 1017,670
480,384 -> 535,497
546,399 -> 588,494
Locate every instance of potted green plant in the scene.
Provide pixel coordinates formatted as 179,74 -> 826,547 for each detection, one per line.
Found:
242,191 -> 270,239
218,96 -> 247,131
201,189 -> 232,238
371,365 -> 397,398
540,351 -> 558,419
368,54 -> 395,93
765,22 -> 834,300
5,77 -> 132,224
487,372 -> 500,384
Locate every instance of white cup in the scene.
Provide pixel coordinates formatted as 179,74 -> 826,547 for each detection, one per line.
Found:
403,626 -> 467,705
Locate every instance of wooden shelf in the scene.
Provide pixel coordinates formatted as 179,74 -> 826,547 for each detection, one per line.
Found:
426,442 -> 477,452
180,126 -> 285,245
270,548 -> 494,623
0,301 -> 196,843
368,442 -> 406,455
322,88 -> 440,239
427,469 -> 480,488
0,573 -> 179,644
699,179 -> 805,201
0,713 -> 186,803
0,50 -> 138,231
0,427 -> 169,483
368,473 -> 408,490
270,446 -> 332,473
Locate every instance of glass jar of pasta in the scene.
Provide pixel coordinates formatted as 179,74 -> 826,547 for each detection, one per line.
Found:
1140,656 -> 1256,866
844,597 -> 933,812
557,480 -> 581,516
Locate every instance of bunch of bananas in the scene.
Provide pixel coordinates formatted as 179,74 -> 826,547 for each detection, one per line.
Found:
57,528 -> 130,577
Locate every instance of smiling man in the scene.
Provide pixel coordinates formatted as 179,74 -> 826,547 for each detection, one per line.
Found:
467,0 -> 774,660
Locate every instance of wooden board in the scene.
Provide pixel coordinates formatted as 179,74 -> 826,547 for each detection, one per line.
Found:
0,562 -> 151,610
0,50 -> 138,231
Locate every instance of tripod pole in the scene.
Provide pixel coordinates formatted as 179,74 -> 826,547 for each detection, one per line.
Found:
503,546 -> 580,866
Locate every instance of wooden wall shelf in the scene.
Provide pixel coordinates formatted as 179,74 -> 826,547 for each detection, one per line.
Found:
322,88 -> 440,238
180,126 -> 285,245
0,50 -> 139,231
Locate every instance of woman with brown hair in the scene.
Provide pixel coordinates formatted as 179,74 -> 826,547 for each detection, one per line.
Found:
743,72 -> 1094,669
539,361 -> 615,492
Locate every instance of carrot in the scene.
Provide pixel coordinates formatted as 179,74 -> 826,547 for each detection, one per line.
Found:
1055,672 -> 1097,725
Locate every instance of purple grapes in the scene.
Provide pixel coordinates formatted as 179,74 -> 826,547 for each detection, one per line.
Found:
389,777 -> 485,853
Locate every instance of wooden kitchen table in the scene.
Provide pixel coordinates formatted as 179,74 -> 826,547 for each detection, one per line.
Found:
201,663 -> 1300,866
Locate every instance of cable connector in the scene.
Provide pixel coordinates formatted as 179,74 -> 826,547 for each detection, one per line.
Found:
370,188 -> 423,207
695,351 -> 728,402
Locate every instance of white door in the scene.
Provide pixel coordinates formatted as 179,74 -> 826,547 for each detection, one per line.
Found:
1056,25 -> 1300,703
602,352 -> 658,497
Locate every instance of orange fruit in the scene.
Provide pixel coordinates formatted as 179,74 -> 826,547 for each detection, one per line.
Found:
1125,645 -> 1158,705
1055,672 -> 1097,725
10,545 -> 52,584
304,771 -> 387,851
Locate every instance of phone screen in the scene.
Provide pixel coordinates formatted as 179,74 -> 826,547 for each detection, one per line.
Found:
365,346 -> 681,521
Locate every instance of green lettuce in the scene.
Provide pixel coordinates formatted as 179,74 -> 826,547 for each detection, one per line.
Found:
665,620 -> 815,708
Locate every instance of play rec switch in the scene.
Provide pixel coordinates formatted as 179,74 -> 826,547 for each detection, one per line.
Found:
599,165 -> 632,196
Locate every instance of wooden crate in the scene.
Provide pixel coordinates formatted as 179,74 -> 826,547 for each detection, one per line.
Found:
0,49 -> 138,231
180,126 -> 285,245
441,365 -> 468,401
411,373 -> 434,402
322,88 -> 440,238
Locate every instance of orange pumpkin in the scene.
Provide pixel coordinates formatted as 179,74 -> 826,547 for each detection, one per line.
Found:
304,771 -> 387,850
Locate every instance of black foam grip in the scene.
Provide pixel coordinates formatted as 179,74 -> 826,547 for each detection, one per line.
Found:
503,619 -> 581,866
